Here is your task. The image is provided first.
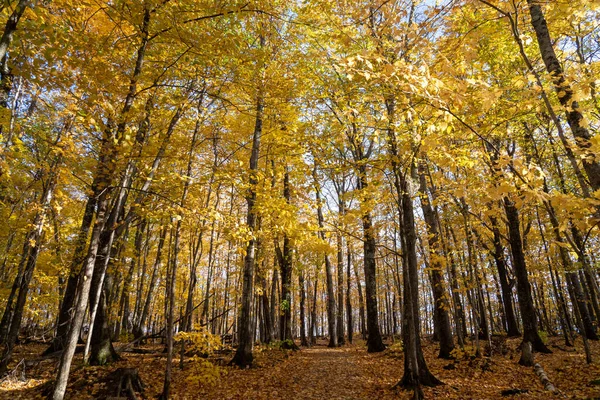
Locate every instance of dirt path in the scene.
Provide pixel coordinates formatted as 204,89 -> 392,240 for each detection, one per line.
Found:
185,344 -> 407,400
2,338 -> 600,399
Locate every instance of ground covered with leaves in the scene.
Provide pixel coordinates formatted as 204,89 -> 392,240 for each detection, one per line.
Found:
1,336 -> 600,399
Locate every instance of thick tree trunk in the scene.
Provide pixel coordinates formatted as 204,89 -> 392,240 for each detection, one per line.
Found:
45,181 -> 98,355
90,289 -> 120,365
86,226 -> 121,365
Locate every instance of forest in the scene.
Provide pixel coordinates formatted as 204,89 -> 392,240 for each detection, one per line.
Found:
0,0 -> 600,399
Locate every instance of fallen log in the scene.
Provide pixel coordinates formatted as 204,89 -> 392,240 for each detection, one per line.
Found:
534,362 -> 557,393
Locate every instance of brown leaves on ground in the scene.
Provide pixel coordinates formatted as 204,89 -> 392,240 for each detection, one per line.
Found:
1,336 -> 600,399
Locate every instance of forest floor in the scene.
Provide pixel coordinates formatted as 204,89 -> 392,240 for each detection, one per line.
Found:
1,336 -> 600,399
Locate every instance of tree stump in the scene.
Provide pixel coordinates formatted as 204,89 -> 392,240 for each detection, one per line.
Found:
519,341 -> 534,367
106,368 -> 145,400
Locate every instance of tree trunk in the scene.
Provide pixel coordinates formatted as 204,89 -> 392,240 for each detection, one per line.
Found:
276,168 -> 294,344
309,274 -> 318,346
526,0 -> 600,191
134,225 -> 167,339
261,274 -> 273,344
0,172 -> 56,374
231,48 -> 264,366
336,232 -> 345,345
503,197 -> 551,353
357,164 -> 385,353
299,271 -> 309,347
417,162 -> 454,359
346,243 -> 353,344
52,183 -> 112,400
397,172 -> 442,388
313,166 -> 338,348
271,268 -> 279,339
353,257 -> 367,340
0,0 -> 30,146
490,216 -> 521,337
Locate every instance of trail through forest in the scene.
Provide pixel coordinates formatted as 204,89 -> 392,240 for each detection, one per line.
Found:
3,337 -> 600,399
209,345 -> 396,399
2,1 -> 600,399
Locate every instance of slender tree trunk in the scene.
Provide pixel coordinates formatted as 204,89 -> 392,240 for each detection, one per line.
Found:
397,171 -> 442,390
490,216 -> 521,337
346,243 -> 353,344
261,273 -> 273,344
160,224 -> 178,399
504,197 -> 551,353
231,46 -> 264,366
0,0 -> 30,146
134,225 -> 167,339
271,268 -> 279,339
313,166 -> 338,347
417,162 -> 454,359
52,183 -> 112,400
383,97 -> 439,389
309,274 -> 318,346
526,0 -> 600,191
0,172 -> 57,374
353,259 -> 366,340
336,232 -> 345,345
276,168 -> 295,344
357,164 -> 385,353
299,270 -> 308,347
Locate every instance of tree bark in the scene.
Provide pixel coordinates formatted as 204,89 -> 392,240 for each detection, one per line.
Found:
417,162 -> 454,359
336,232 -> 345,345
299,270 -> 309,347
231,46 -> 264,366
346,243 -> 353,344
134,225 -> 167,339
526,1 -> 600,191
503,197 -> 551,353
52,179 -> 112,400
276,168 -> 295,344
314,166 -> 338,348
489,216 -> 521,337
0,165 -> 57,374
357,163 -> 385,353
